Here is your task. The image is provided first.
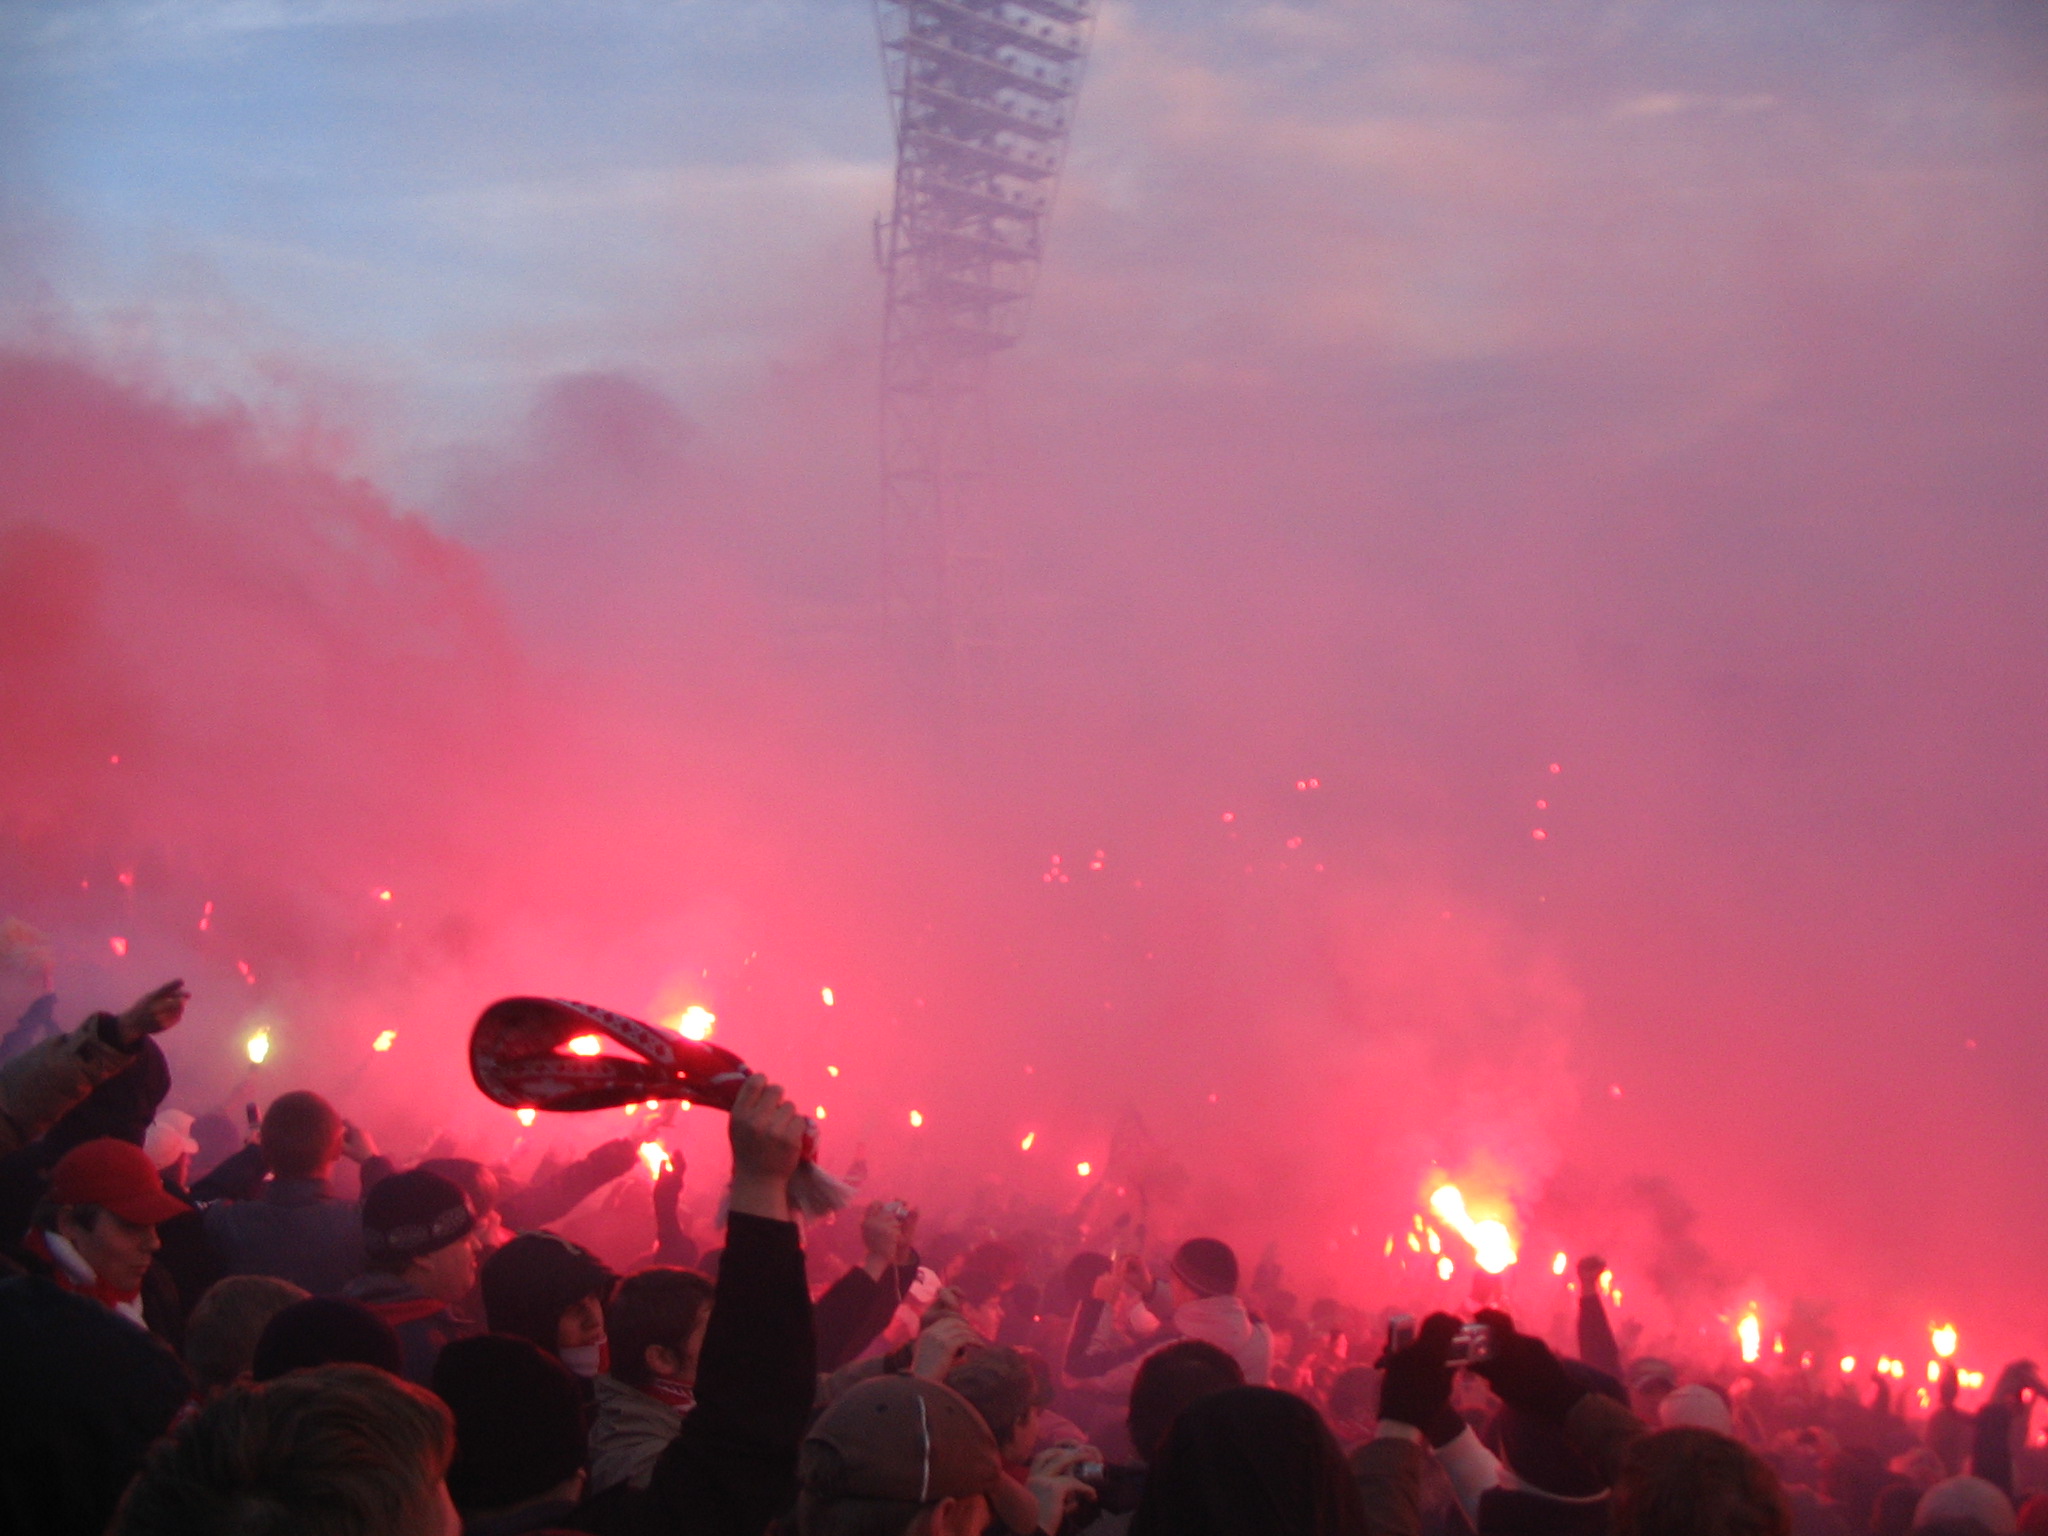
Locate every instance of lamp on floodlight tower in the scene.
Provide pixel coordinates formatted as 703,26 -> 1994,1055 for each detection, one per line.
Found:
872,0 -> 1098,709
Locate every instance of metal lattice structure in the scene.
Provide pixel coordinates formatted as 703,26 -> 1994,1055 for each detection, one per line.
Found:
874,0 -> 1096,699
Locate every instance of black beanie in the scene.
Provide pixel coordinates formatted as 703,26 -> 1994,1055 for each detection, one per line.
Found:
45,1037 -> 171,1153
362,1169 -> 474,1264
433,1334 -> 587,1513
480,1232 -> 616,1353
1170,1238 -> 1239,1298
251,1298 -> 404,1382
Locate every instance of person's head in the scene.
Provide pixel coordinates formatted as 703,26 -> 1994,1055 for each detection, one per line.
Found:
252,1297 -> 405,1382
956,1242 -> 1024,1289
35,1136 -> 189,1295
260,1092 -> 345,1181
1167,1238 -> 1239,1307
798,1375 -> 1038,1536
1325,1366 -> 1380,1441
361,1169 -> 477,1302
431,1335 -> 587,1519
1132,1385 -> 1367,1536
1127,1338 -> 1246,1463
184,1275 -> 310,1395
608,1266 -> 715,1391
108,1363 -> 459,1536
1939,1365 -> 1961,1409
143,1109 -> 201,1184
1495,1355 -> 1631,1498
1914,1477 -> 2019,1536
1053,1251 -> 1113,1315
946,1346 -> 1044,1464
417,1158 -> 501,1227
1660,1383 -> 1736,1436
44,1038 -> 171,1152
479,1231 -> 617,1375
1612,1428 -> 1792,1536
950,1269 -> 1006,1342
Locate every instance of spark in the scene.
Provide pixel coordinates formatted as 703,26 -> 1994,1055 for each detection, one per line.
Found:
372,1030 -> 396,1052
237,959 -> 255,985
1436,1256 -> 1454,1282
566,1035 -> 602,1057
109,936 -> 127,956
1428,1185 -> 1519,1273
1737,1310 -> 1762,1365
815,1105 -> 827,1119
1931,1324 -> 1958,1359
622,1103 -> 639,1116
1532,828 -> 1548,840
516,1108 -> 537,1127
826,1065 -> 840,1077
1383,1236 -> 1394,1256
118,870 -> 134,889
246,1029 -> 271,1066
637,1142 -> 671,1178
821,987 -> 835,1007
1960,1369 -> 1985,1390
1076,1161 -> 1092,1177
1020,1132 -> 1035,1151
908,1109 -> 923,1128
1406,1233 -> 1422,1253
1927,1361 -> 1942,1384
1552,1252 -> 1568,1276
1549,763 -> 1561,774
1426,1227 -> 1442,1255
670,1005 -> 717,1041
1841,1356 -> 1857,1374
376,889 -> 392,902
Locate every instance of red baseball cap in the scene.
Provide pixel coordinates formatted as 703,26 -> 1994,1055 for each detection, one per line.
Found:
48,1138 -> 191,1226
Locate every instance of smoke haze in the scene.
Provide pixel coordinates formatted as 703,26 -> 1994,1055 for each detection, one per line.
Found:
3,0 -> 2046,1369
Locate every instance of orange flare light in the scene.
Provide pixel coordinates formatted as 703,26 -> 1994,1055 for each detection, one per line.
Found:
1020,1132 -> 1035,1151
1737,1311 -> 1762,1364
1436,1256 -> 1454,1282
566,1035 -> 602,1057
372,1030 -> 397,1052
669,1005 -> 716,1041
1552,1252 -> 1568,1276
516,1108 -> 536,1127
908,1109 -> 923,1128
1427,1185 -> 1518,1274
1931,1324 -> 1958,1359
1841,1356 -> 1857,1374
638,1142 -> 671,1178
1076,1161 -> 1092,1177
821,987 -> 835,1007
245,1029 -> 270,1065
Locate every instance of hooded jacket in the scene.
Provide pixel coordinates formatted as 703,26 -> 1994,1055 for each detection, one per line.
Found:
588,1373 -> 685,1493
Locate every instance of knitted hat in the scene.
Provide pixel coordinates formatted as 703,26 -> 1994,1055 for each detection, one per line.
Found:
479,1232 -> 616,1353
45,1039 -> 170,1154
1170,1237 -> 1239,1298
143,1109 -> 200,1171
433,1335 -> 587,1514
361,1169 -> 474,1263
48,1137 -> 189,1225
251,1297 -> 404,1382
1659,1383 -> 1734,1435
1917,1477 -> 2018,1536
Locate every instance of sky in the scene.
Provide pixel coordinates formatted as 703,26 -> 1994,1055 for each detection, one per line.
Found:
3,0 -> 2047,1373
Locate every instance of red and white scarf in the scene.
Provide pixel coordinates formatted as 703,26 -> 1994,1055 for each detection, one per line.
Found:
27,1227 -> 146,1328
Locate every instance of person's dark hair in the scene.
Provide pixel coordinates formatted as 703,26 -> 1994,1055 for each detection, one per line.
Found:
608,1266 -> 715,1391
959,1241 -> 1024,1287
954,1268 -> 1006,1308
946,1346 -> 1039,1451
1052,1251 -> 1112,1314
1613,1428 -> 1792,1536
1326,1366 -> 1379,1427
31,1197 -> 104,1233
259,1092 -> 343,1180
418,1157 -> 499,1221
1131,1385 -> 1366,1536
184,1276 -> 310,1393
251,1298 -> 404,1383
108,1363 -> 454,1536
432,1335 -> 585,1515
1127,1340 -> 1246,1464
479,1232 -> 616,1355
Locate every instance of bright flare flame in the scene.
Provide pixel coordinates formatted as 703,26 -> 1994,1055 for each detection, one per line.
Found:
1020,1132 -> 1035,1151
516,1108 -> 536,1127
638,1142 -> 671,1178
1931,1324 -> 1958,1359
1928,1361 -> 1943,1384
1737,1310 -> 1762,1364
821,987 -> 835,1007
1841,1356 -> 1857,1374
670,1005 -> 717,1041
245,1029 -> 271,1065
372,1030 -> 397,1052
1552,1252 -> 1568,1276
566,1035 -> 602,1057
1436,1256 -> 1455,1282
908,1109 -> 923,1128
1427,1185 -> 1519,1274
1960,1369 -> 1985,1390
1076,1161 -> 1092,1177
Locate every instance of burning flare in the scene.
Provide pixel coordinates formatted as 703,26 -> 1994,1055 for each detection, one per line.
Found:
1737,1309 -> 1762,1364
566,1034 -> 603,1057
1931,1324 -> 1958,1359
245,1028 -> 270,1065
372,1030 -> 397,1052
1427,1185 -> 1519,1274
669,1005 -> 716,1041
637,1141 -> 671,1178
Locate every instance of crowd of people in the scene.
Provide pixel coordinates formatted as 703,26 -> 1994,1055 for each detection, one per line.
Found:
0,965 -> 2041,1536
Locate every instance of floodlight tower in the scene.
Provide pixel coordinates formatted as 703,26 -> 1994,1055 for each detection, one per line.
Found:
873,0 -> 1097,702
